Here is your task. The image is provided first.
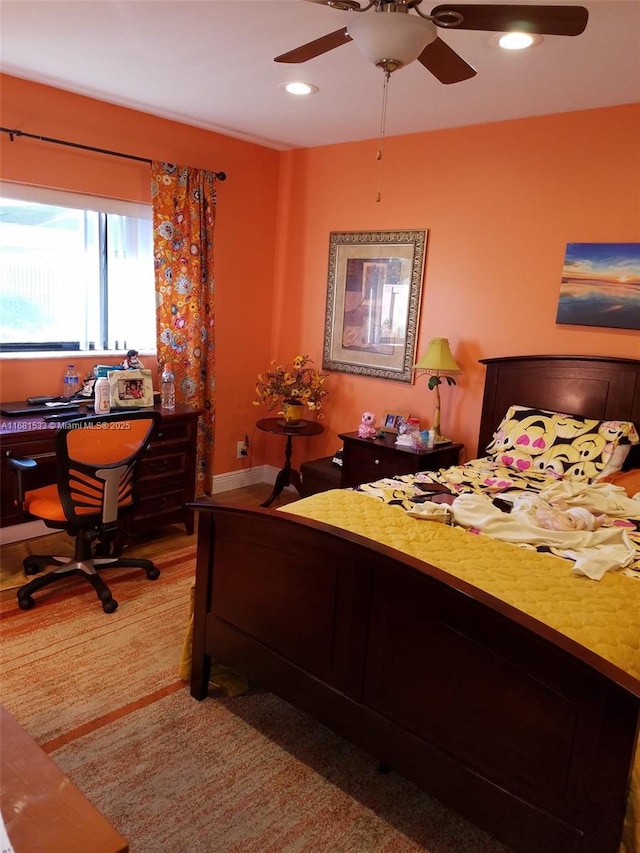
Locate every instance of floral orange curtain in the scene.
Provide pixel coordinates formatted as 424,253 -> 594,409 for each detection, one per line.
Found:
151,162 -> 217,496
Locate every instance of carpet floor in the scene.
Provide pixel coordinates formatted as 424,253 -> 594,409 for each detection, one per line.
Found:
0,546 -> 509,853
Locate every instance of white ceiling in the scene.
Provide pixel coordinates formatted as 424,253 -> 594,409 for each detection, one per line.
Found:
1,0 -> 639,151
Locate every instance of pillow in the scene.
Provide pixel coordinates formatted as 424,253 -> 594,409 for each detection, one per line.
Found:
592,442 -> 632,481
486,405 -> 639,481
599,468 -> 640,498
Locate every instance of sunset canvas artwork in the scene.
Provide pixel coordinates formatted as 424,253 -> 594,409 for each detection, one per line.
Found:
556,243 -> 640,330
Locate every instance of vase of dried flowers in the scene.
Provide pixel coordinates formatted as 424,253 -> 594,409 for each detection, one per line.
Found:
282,401 -> 305,425
254,355 -> 328,422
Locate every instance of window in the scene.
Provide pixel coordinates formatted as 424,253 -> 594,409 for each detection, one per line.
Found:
0,186 -> 156,353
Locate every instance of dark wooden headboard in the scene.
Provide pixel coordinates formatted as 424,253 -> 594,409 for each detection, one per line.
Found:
478,355 -> 640,469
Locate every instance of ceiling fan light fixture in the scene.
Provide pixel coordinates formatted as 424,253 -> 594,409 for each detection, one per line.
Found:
498,32 -> 541,50
283,81 -> 319,95
348,12 -> 437,71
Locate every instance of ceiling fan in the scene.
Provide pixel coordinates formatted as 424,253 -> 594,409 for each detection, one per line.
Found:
275,1 -> 589,84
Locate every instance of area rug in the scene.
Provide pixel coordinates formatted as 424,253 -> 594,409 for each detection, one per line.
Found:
0,547 -> 196,744
0,546 -> 508,853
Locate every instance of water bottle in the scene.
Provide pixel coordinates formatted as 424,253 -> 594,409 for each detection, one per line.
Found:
62,364 -> 80,399
161,363 -> 176,411
406,417 -> 422,449
421,428 -> 435,449
94,368 -> 111,414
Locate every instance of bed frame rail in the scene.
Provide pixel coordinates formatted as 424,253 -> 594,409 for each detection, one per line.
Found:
190,503 -> 640,853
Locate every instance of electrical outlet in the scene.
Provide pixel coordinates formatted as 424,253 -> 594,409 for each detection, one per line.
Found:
236,439 -> 248,459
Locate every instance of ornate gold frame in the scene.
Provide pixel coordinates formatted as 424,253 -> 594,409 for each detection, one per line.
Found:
323,230 -> 426,383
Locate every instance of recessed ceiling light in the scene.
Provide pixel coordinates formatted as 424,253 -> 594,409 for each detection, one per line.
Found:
282,82 -> 319,96
498,32 -> 541,50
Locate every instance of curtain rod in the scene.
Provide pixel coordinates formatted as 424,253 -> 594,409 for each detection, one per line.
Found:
0,126 -> 227,181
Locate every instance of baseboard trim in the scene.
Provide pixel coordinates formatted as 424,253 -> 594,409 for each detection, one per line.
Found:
211,464 -> 298,496
211,464 -> 272,494
0,520 -> 61,545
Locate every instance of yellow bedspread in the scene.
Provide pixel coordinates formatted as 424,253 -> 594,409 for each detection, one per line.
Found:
282,488 -> 640,853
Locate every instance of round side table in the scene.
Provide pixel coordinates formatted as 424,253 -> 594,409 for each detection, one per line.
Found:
256,417 -> 324,507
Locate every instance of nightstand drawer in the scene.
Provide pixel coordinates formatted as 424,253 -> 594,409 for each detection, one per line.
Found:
338,432 -> 463,489
344,443 -> 416,484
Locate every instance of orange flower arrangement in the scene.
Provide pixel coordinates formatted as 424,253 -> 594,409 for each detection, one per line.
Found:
253,355 -> 328,418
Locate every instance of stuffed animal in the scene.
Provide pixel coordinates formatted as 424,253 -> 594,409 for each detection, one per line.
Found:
358,411 -> 378,439
123,349 -> 143,370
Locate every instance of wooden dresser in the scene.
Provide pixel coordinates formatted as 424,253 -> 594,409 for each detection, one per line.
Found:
0,404 -> 202,535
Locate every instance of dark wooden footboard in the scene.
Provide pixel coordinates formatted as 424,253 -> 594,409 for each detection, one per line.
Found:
190,502 -> 640,853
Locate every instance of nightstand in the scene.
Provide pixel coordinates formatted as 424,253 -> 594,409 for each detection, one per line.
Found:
338,431 -> 463,488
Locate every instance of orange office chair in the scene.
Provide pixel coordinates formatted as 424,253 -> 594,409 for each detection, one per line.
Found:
8,410 -> 161,613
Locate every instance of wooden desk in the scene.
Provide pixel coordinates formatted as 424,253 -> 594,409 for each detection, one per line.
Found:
0,404 -> 202,533
0,705 -> 128,853
256,417 -> 323,507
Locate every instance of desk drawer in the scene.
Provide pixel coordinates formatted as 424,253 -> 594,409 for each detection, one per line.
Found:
149,419 -> 194,449
138,450 -> 188,481
131,487 -> 188,524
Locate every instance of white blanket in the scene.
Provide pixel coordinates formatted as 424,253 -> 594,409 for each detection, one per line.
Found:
450,490 -> 638,580
539,480 -> 640,518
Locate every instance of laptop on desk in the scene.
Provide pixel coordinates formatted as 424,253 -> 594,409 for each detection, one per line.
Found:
0,401 -> 155,418
0,400 -> 88,417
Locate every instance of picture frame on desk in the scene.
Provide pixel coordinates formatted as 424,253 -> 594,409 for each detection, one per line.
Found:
109,369 -> 153,408
322,230 -> 427,383
382,411 -> 410,434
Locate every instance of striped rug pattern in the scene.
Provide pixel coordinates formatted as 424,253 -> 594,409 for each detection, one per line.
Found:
0,547 -> 508,853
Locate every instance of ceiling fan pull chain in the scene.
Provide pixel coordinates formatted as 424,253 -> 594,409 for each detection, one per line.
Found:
376,69 -> 391,203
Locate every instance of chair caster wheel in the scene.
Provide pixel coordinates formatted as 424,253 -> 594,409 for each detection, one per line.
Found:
102,598 -> 118,614
24,560 -> 43,576
147,567 -> 161,580
17,593 -> 35,610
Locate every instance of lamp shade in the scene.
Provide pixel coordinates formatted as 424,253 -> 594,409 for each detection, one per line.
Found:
414,338 -> 461,375
348,12 -> 437,70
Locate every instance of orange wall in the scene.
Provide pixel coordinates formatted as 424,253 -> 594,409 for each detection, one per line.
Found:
272,103 -> 640,466
1,73 -> 639,474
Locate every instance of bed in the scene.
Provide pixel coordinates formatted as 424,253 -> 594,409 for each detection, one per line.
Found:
189,354 -> 640,853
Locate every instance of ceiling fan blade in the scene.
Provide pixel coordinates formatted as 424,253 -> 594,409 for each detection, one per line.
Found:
274,28 -> 352,63
430,5 -> 588,36
418,37 -> 476,84
304,0 -> 363,9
